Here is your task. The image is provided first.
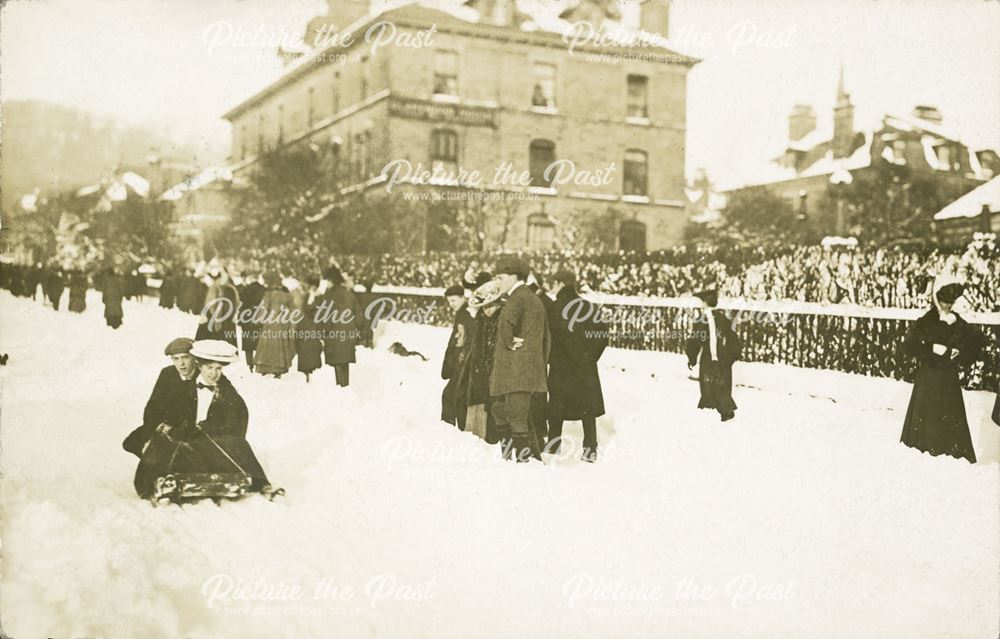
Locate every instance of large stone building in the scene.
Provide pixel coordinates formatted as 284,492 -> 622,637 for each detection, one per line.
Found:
729,70 -> 1000,236
220,0 -> 699,251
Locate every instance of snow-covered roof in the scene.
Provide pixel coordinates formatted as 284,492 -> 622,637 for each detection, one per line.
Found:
160,167 -> 235,202
933,176 -> 1000,220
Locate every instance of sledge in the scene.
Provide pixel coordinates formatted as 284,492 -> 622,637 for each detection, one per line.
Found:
150,429 -> 284,505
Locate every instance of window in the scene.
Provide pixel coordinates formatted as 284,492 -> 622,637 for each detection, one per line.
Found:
433,50 -> 459,97
619,220 -> 647,252
308,87 -> 315,127
529,139 -> 556,188
532,63 -> 556,108
430,129 -> 458,173
623,149 -> 648,196
527,213 -> 556,251
627,75 -> 648,118
937,144 -> 954,170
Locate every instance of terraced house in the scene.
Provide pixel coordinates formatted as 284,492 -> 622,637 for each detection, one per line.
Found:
221,0 -> 699,251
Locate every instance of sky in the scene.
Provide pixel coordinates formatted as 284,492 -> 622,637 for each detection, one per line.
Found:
2,0 -> 998,188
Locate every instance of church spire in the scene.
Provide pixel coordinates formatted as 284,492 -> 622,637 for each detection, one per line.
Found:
832,65 -> 855,159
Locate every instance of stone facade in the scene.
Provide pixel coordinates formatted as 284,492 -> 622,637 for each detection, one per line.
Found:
221,1 -> 697,251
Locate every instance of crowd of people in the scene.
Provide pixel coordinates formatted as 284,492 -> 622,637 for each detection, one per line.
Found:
2,240 -> 998,504
211,235 -> 1000,312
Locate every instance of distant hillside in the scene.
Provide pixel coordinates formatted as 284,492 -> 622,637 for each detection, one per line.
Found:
0,99 -> 224,212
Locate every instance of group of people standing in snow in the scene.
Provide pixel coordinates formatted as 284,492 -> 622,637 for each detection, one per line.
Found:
439,255 -> 610,463
158,262 -> 370,386
0,260 -> 150,329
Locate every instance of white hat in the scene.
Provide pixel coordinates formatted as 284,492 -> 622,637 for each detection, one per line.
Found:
190,339 -> 239,363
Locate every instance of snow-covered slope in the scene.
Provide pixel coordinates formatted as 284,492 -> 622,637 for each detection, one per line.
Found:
1,292 -> 997,638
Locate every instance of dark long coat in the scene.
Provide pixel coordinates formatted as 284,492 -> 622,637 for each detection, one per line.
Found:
900,308 -> 983,462
685,309 -> 740,416
238,281 -> 266,354
102,271 -> 125,323
441,305 -> 474,423
133,374 -> 270,497
46,269 -> 65,309
320,285 -> 363,366
296,299 -> 325,374
159,272 -> 176,308
489,285 -> 550,396
546,287 -> 608,420
123,365 -> 197,457
68,271 -> 87,312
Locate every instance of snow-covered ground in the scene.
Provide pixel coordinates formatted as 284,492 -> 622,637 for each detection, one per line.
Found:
1,290 -> 998,638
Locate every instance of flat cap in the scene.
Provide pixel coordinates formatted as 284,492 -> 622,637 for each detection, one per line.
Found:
164,337 -> 194,356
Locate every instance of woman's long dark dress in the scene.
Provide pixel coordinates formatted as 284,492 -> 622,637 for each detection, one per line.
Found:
900,308 -> 984,463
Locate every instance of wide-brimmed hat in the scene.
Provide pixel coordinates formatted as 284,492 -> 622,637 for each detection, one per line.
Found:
467,280 -> 506,309
163,337 -> 194,356
190,339 -> 239,363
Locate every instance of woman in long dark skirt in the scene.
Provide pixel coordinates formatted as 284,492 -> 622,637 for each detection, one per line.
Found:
296,278 -> 324,382
685,289 -> 741,421
900,280 -> 984,463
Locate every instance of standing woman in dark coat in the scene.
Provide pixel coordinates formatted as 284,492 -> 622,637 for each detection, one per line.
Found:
296,277 -> 324,382
237,272 -> 266,369
159,266 -> 176,309
320,266 -> 363,387
46,265 -> 65,310
545,271 -> 608,461
68,268 -> 88,313
685,289 -> 740,422
102,266 -> 125,329
900,280 -> 984,463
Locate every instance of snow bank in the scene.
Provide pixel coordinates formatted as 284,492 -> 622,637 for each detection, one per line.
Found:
1,292 -> 997,638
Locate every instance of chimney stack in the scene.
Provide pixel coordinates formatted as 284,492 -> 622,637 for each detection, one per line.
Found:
788,104 -> 817,142
640,0 -> 670,38
911,105 -> 943,126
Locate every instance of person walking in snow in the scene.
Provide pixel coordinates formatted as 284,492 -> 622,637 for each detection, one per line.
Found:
900,278 -> 984,463
253,271 -> 297,377
101,266 -> 125,329
685,288 -> 740,422
319,266 -> 364,387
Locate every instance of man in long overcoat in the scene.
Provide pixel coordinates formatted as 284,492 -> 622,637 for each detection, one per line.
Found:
489,256 -> 550,462
320,266 -> 364,387
545,270 -> 608,461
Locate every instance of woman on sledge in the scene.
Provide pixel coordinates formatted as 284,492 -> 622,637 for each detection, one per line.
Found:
133,340 -> 281,501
